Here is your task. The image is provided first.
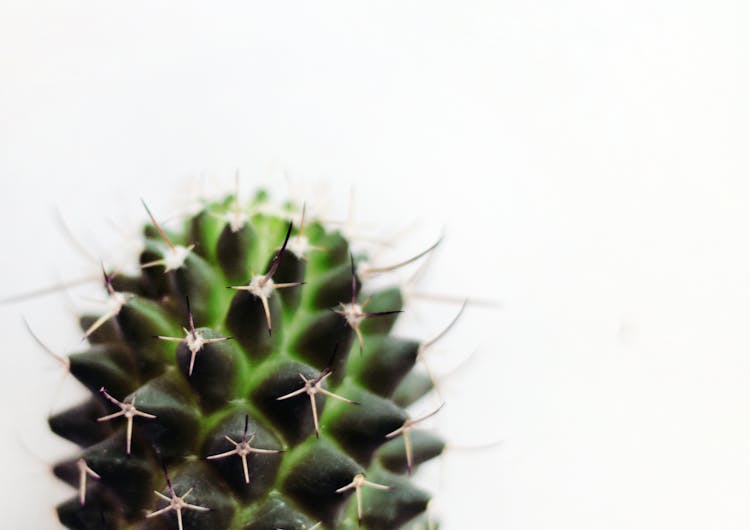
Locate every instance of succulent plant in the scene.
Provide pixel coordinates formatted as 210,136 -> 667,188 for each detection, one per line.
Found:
37,190 -> 456,530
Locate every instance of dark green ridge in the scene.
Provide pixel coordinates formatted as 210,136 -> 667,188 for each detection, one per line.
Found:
189,206 -> 225,264
138,240 -> 172,299
347,335 -> 420,398
377,430 -> 446,474
126,370 -> 201,459
237,495 -> 316,530
225,289 -> 282,360
321,382 -> 408,466
392,371 -> 435,409
57,486 -> 122,530
172,251 -> 224,325
151,461 -> 237,530
288,310 -> 355,385
69,344 -> 139,399
304,262 -> 361,311
359,286 -> 404,335
201,409 -> 284,502
279,438 -> 363,528
247,359 -> 325,445
116,296 -> 180,378
217,223 -> 257,283
268,248 -> 306,311
49,398 -> 114,448
82,434 -> 156,517
174,329 -> 249,412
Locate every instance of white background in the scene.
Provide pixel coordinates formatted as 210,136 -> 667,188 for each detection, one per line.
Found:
2,1 -> 750,528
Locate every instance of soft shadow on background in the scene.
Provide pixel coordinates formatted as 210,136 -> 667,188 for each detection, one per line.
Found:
2,2 -> 750,528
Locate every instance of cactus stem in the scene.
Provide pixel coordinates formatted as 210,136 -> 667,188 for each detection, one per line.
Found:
206,415 -> 284,484
42,191 -> 449,528
385,403 -> 445,474
147,465 -> 210,530
76,458 -> 100,506
97,387 -> 157,455
335,473 -> 391,526
276,369 -> 359,438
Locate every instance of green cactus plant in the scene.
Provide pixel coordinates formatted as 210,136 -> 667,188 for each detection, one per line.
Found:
42,190 -> 453,530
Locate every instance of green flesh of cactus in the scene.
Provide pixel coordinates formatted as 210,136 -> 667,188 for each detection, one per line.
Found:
49,192 -> 446,530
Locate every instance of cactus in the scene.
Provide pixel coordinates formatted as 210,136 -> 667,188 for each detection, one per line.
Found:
41,190 -> 453,530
